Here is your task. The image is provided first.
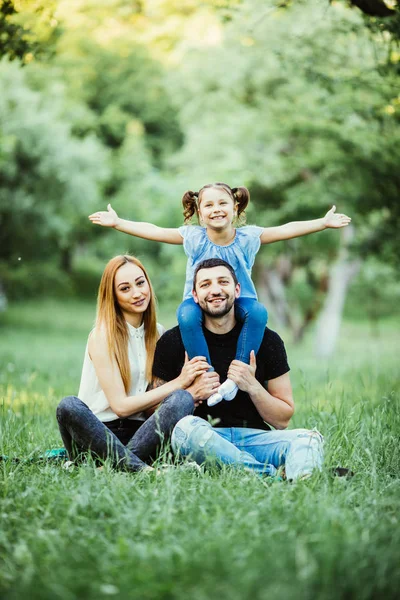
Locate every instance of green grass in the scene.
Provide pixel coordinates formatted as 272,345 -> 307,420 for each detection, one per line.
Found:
0,300 -> 399,600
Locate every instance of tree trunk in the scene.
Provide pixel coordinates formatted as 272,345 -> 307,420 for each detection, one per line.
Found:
60,247 -> 73,273
0,278 -> 7,313
314,226 -> 361,358
255,257 -> 328,344
291,267 -> 330,344
255,256 -> 294,330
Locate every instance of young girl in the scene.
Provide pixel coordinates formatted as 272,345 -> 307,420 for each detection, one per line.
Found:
89,183 -> 351,407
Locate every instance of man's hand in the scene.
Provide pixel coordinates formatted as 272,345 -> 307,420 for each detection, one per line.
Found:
227,350 -> 258,394
322,205 -> 351,229
89,203 -> 119,228
186,371 -> 220,406
178,353 -> 210,388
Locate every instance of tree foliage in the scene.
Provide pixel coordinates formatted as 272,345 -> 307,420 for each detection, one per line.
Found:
0,0 -> 398,326
0,59 -> 108,268
0,0 -> 61,61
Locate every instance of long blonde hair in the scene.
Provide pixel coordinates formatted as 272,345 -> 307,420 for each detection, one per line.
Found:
96,255 -> 158,393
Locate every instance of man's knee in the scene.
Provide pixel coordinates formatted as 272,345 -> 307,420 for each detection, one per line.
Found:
288,429 -> 324,454
294,429 -> 324,443
171,416 -> 211,454
284,428 -> 324,480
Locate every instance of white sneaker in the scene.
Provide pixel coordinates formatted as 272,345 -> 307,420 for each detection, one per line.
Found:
218,378 -> 238,401
207,392 -> 223,407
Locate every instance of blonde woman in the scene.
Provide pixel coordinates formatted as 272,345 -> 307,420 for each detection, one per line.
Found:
56,255 -> 209,472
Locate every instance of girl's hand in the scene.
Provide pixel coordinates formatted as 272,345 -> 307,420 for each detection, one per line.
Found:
323,205 -> 351,229
178,353 -> 210,388
89,204 -> 119,228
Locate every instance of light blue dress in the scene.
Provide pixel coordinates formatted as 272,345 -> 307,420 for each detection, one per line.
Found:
176,225 -> 268,367
179,225 -> 264,300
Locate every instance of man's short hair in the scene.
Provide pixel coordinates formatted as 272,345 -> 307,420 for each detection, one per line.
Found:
192,258 -> 239,289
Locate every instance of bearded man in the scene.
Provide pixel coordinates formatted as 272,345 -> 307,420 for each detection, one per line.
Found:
152,258 -> 323,480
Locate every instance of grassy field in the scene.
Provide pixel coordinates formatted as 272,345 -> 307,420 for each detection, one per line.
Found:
0,300 -> 399,600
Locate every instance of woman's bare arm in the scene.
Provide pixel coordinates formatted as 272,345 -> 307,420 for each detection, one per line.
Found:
88,329 -> 207,418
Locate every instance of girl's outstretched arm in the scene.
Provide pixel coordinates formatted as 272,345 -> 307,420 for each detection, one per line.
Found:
259,205 -> 351,245
89,204 -> 183,245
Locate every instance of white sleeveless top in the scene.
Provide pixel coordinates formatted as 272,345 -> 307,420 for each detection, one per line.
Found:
78,321 -> 165,423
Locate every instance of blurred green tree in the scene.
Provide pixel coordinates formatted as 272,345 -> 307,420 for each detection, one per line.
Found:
165,0 -> 399,347
346,257 -> 400,329
55,40 -> 183,162
1,0 -> 398,349
0,59 -> 109,278
0,0 -> 61,62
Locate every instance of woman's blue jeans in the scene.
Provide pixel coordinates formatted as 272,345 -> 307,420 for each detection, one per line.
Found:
171,416 -> 324,480
56,390 -> 194,472
177,297 -> 268,365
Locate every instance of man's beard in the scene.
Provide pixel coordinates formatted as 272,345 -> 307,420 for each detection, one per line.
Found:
199,294 -> 234,318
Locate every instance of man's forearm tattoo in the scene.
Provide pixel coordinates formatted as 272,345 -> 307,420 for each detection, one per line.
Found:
147,377 -> 167,391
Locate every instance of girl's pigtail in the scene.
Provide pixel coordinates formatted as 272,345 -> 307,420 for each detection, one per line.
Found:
232,186 -> 250,224
182,190 -> 199,224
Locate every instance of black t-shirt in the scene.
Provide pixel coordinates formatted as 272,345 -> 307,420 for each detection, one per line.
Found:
152,322 -> 290,430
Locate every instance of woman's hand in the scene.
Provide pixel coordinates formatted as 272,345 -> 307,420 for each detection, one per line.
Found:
89,203 -> 119,228
323,205 -> 351,229
178,353 -> 210,388
186,371 -> 220,405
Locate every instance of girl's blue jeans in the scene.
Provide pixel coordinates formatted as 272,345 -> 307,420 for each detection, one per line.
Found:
171,416 -> 324,480
176,297 -> 268,365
